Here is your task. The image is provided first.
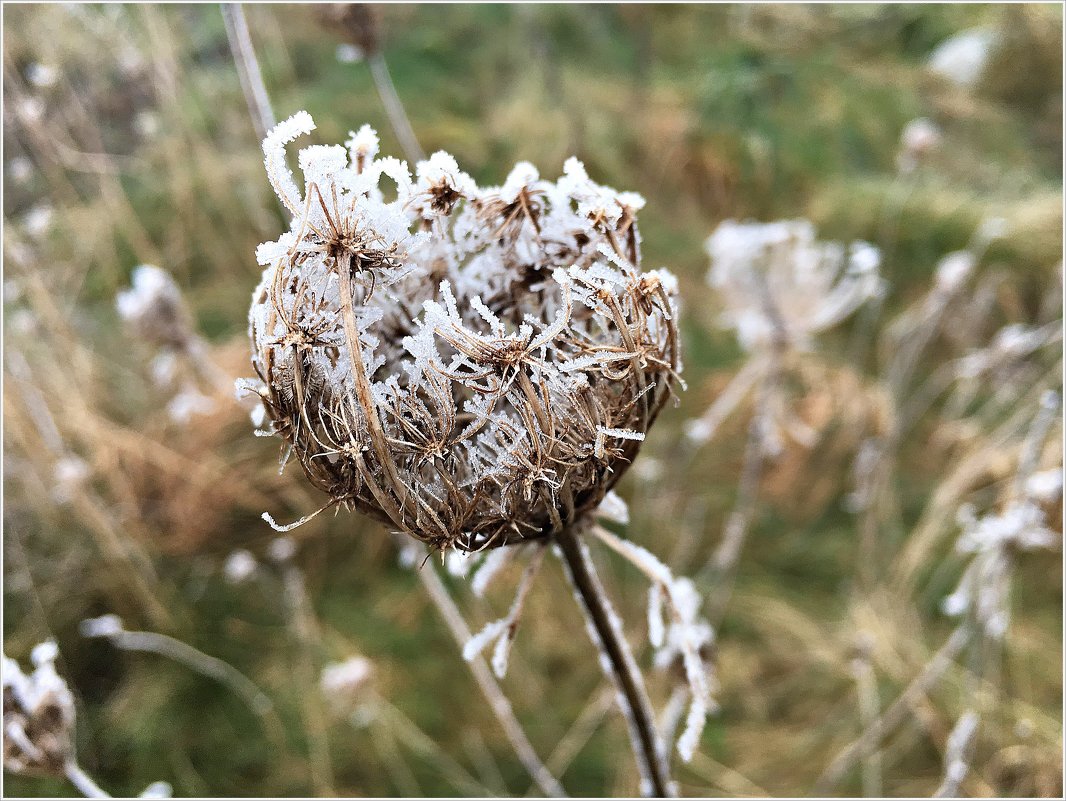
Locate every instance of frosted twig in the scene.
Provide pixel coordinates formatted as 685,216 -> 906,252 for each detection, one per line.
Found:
592,524 -> 716,763
1011,390 -> 1060,496
63,762 -> 111,799
934,710 -> 980,797
683,354 -> 767,445
464,544 -> 546,679
700,379 -> 770,620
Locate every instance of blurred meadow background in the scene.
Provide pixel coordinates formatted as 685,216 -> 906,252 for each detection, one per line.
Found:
3,3 -> 1062,797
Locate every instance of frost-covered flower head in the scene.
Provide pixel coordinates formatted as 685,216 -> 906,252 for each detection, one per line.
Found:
116,265 -> 197,352
942,394 -> 1062,640
705,219 -> 882,352
242,113 -> 681,552
3,641 -> 76,776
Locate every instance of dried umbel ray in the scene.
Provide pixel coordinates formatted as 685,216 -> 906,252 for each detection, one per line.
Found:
241,113 -> 681,552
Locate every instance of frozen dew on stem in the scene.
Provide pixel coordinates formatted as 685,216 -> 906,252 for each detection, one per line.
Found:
242,111 -> 682,554
320,655 -> 374,709
223,549 -> 259,584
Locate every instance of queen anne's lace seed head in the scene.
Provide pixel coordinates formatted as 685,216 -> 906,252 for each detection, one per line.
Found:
243,113 -> 681,552
705,219 -> 883,352
3,642 -> 76,776
116,265 -> 197,352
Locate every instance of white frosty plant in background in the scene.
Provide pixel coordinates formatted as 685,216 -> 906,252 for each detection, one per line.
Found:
116,265 -> 221,425
942,488 -> 1060,639
897,117 -> 942,174
685,219 -> 883,446
3,641 -> 76,778
4,640 -> 172,798
703,219 -> 882,353
320,655 -> 374,708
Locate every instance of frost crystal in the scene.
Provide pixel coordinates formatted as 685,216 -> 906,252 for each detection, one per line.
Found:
245,112 -> 681,552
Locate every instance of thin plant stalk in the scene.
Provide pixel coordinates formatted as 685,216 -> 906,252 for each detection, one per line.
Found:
279,562 -> 337,796
554,525 -> 673,798
815,624 -> 972,794
853,650 -> 883,797
541,685 -> 616,787
367,52 -> 425,163
221,3 -> 275,142
367,718 -> 422,796
403,537 -> 567,798
699,368 -> 775,623
63,762 -> 110,799
85,626 -> 286,750
372,692 -> 494,796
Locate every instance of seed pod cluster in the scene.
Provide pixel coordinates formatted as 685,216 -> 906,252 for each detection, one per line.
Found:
2,643 -> 75,777
243,113 -> 681,552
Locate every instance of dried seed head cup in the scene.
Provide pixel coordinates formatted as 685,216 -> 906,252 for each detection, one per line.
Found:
242,112 -> 681,552
3,642 -> 76,777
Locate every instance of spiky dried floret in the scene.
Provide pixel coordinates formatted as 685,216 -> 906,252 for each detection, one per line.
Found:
243,113 -> 681,552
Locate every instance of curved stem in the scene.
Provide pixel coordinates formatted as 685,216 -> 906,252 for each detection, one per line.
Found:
91,628 -> 285,750
554,526 -> 673,797
64,762 -> 111,799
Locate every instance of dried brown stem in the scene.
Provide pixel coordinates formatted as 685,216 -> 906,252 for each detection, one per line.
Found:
554,526 -> 673,798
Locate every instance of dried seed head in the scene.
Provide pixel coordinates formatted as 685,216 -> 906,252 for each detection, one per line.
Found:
317,3 -> 381,58
705,219 -> 883,352
3,642 -> 76,777
243,113 -> 681,552
116,265 -> 197,352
